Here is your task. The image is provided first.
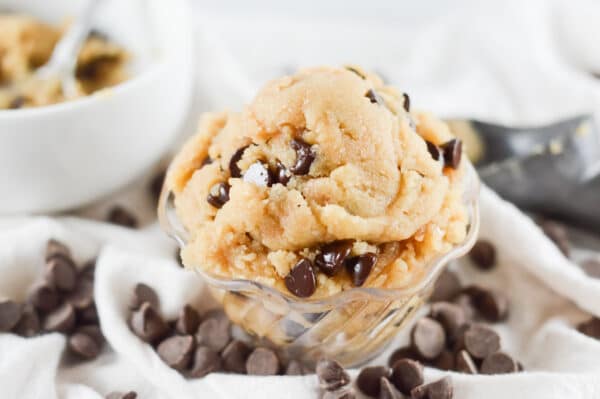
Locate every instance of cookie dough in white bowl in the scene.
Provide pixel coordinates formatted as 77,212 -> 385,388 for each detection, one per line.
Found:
0,0 -> 194,213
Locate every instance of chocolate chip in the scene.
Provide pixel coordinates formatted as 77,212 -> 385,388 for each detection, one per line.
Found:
222,340 -> 251,374
430,350 -> 455,371
285,258 -> 317,297
577,317 -> 600,339
130,283 -> 160,311
464,286 -> 509,322
43,303 -> 76,333
315,240 -> 354,277
430,269 -> 461,303
76,324 -> 105,346
273,160 -> 291,185
388,346 -> 421,367
411,317 -> 446,360
441,139 -> 462,169
129,302 -> 168,343
469,240 -> 496,271
455,350 -> 478,374
452,293 -> 476,321
12,305 -> 40,337
346,67 -> 366,79
9,95 -> 26,109
430,302 -> 466,339
345,253 -> 377,287
46,239 -> 71,262
480,352 -> 518,374
356,366 -> 390,397
243,161 -> 274,187
45,256 -> 77,292
175,304 -> 201,335
581,259 -> 600,279
403,93 -> 410,112
190,346 -> 222,378
78,304 -> 99,324
246,347 -> 280,375
195,312 -> 231,352
390,358 -> 424,395
107,206 -> 138,228
207,182 -> 230,209
229,145 -> 249,178
65,278 -> 94,310
106,391 -> 137,399
157,335 -> 195,371
539,219 -> 570,257
290,138 -> 315,175
411,376 -> 453,399
80,259 -> 96,280
0,300 -> 24,331
366,89 -> 384,105
285,359 -> 307,375
462,323 -> 500,359
149,169 -> 166,203
316,359 -> 351,391
27,283 -> 58,313
426,141 -> 441,161
68,332 -> 101,359
380,377 -> 402,399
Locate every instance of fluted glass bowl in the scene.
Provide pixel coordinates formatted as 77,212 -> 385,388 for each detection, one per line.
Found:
158,162 -> 480,367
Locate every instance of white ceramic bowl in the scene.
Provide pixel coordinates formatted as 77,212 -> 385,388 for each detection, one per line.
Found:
0,0 -> 194,213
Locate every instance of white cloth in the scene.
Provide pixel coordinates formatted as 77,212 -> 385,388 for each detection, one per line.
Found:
3,0 -> 600,397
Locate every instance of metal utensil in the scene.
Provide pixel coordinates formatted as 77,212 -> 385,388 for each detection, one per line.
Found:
447,115 -> 600,232
35,0 -> 101,98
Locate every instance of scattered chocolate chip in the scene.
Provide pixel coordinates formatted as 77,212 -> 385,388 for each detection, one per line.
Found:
243,161 -> 274,187
222,340 -> 252,374
69,332 -> 101,359
539,219 -> 570,257
464,286 -> 509,322
441,139 -> 462,169
65,278 -> 94,309
129,302 -> 168,343
452,293 -> 476,321
157,335 -> 195,371
581,259 -> 600,279
455,350 -> 478,374
380,377 -> 402,399
356,366 -> 390,397
316,359 -> 351,391
366,89 -> 384,105
462,323 -> 500,359
149,169 -> 166,203
45,256 -> 77,292
229,146 -> 249,178
285,258 -> 317,297
27,281 -> 60,313
577,317 -> 600,339
426,141 -> 441,161
189,346 -> 222,378
430,302 -> 466,339
130,283 -> 160,311
273,160 -> 291,185
78,304 -> 99,324
430,350 -> 455,371
207,182 -> 231,209
43,303 -> 76,334
469,240 -> 496,271
12,305 -> 40,337
175,305 -> 201,335
430,269 -> 461,303
285,359 -> 307,375
480,352 -> 518,374
80,259 -> 96,280
107,206 -> 138,228
411,317 -> 446,360
290,138 -> 315,175
246,347 -> 280,375
403,93 -> 410,112
315,240 -> 354,277
388,346 -> 420,367
0,300 -> 24,331
9,95 -> 26,109
106,391 -> 137,399
390,358 -> 424,395
195,313 -> 231,352
46,239 -> 71,262
411,376 -> 453,399
345,253 -> 377,287
76,324 -> 105,346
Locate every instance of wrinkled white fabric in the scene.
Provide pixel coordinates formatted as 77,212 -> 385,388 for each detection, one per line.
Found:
2,0 -> 600,397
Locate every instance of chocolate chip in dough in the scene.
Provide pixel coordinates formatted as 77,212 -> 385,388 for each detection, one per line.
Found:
27,280 -> 60,313
106,391 -> 137,399
273,160 -> 291,185
581,259 -> 600,279
65,278 -> 94,310
189,346 -> 222,378
43,303 -> 76,334
403,93 -> 410,112
243,161 -> 274,187
0,300 -> 24,331
469,240 -> 496,271
461,323 -> 500,359
285,258 -> 317,298
207,182 -> 230,209
380,377 -> 402,399
426,141 -> 441,161
222,340 -> 252,374
175,304 -> 201,335
430,302 -> 466,339
290,138 -> 315,175
411,376 -> 453,399
157,335 -> 195,371
411,317 -> 446,360
315,240 -> 354,277
577,317 -> 600,339
46,239 -> 71,262
107,206 -> 138,229
356,366 -> 390,397
129,283 -> 160,311
316,359 -> 351,391
345,253 -> 377,287
430,268 -> 461,303
365,89 -> 384,105
68,332 -> 101,359
388,346 -> 421,367
480,352 -> 518,374
455,350 -> 478,374
195,312 -> 231,352
390,358 -> 424,395
229,145 -> 249,178
46,256 -> 77,292
441,139 -> 462,169
539,219 -> 570,257
246,347 -> 280,375
129,302 -> 168,343
12,305 -> 40,337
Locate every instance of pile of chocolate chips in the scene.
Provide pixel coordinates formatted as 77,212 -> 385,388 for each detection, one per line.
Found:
127,283 -> 310,378
0,239 -> 105,360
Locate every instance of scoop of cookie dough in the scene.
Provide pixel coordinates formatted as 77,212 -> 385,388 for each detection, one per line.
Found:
169,66 -> 468,298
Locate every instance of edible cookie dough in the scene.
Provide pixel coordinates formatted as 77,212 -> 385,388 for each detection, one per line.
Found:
0,14 -> 127,109
169,66 -> 468,299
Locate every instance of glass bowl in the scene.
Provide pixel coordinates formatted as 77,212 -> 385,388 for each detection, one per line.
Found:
158,162 -> 480,367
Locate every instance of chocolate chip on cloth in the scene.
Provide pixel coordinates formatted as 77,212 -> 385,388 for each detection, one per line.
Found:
459,323 -> 501,359
105,391 -> 137,399
285,258 -> 317,297
129,283 -> 160,311
107,205 -> 138,229
157,335 -> 195,371
430,269 -> 461,303
12,304 -> 40,337
68,331 -> 101,359
175,304 -> 201,335
388,346 -> 421,367
0,300 -> 24,331
480,351 -> 519,374
390,359 -> 424,395
129,302 -> 169,343
380,377 -> 403,399
411,317 -> 446,360
43,302 -> 76,334
356,366 -> 390,397
411,376 -> 453,399
222,340 -> 252,374
46,239 -> 71,262
345,253 -> 377,287
455,350 -> 478,374
45,256 -> 77,292
65,278 -> 94,310
245,347 -> 280,375
469,240 -> 496,271
316,358 -> 351,391
577,317 -> 600,340
189,346 -> 222,378
195,310 -> 231,352
430,302 -> 466,339
463,285 -> 509,322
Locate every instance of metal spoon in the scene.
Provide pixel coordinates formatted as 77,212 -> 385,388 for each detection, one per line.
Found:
35,0 -> 102,99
